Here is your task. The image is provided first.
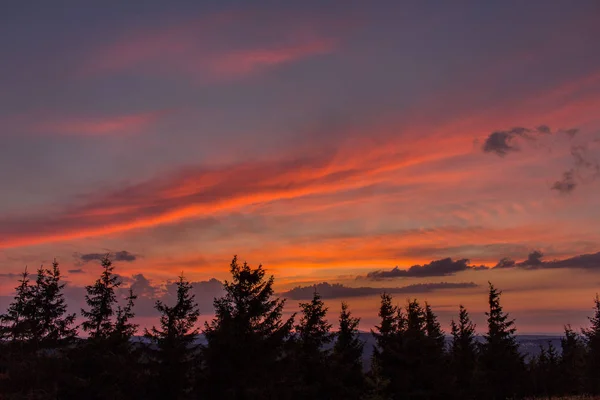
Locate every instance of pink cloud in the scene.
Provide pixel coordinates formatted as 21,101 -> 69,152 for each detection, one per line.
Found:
81,12 -> 340,82
34,110 -> 168,136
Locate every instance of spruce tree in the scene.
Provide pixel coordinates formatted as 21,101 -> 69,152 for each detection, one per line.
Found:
560,324 -> 586,395
70,255 -> 141,400
450,305 -> 477,398
332,302 -> 365,399
81,255 -> 120,339
202,256 -> 294,399
145,275 -> 200,400
291,289 -> 334,399
582,294 -> 600,394
0,268 -> 34,344
423,302 -> 448,398
403,299 -> 429,397
479,282 -> 523,399
370,293 -> 406,399
114,288 -> 138,341
34,260 -> 77,348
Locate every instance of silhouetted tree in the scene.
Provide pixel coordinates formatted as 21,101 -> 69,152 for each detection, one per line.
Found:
582,294 -> 600,394
560,324 -> 587,395
202,256 -> 294,399
0,268 -> 34,343
479,282 -> 524,399
450,305 -> 477,398
423,302 -> 448,399
402,298 -> 431,398
81,255 -> 121,339
68,255 -> 141,400
529,342 -> 560,398
33,260 -> 77,349
145,275 -> 200,400
290,289 -> 334,399
114,288 -> 138,342
370,293 -> 402,399
331,302 -> 365,399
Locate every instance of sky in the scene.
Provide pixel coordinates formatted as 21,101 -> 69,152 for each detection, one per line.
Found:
1,0 -> 600,334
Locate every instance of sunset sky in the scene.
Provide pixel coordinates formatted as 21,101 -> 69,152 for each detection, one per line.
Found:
1,1 -> 600,334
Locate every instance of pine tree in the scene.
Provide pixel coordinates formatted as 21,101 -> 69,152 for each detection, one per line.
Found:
479,282 -> 523,399
81,255 -> 120,339
0,268 -> 34,344
291,289 -> 334,399
450,305 -> 477,398
332,302 -> 365,400
560,324 -> 586,395
202,256 -> 295,399
145,275 -> 200,400
582,294 -> 600,394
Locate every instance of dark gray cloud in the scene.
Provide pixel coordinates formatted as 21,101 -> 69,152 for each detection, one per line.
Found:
493,250 -> 600,271
282,281 -> 478,300
78,250 -> 138,263
494,257 -> 516,269
482,127 -> 533,156
519,250 -> 544,267
366,258 -> 487,280
552,169 -> 577,193
482,124 -> 599,193
67,268 -> 84,274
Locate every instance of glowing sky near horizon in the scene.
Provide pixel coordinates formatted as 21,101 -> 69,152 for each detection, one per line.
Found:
1,0 -> 600,334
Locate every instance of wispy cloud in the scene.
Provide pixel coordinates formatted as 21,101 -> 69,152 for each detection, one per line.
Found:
481,124 -> 600,193
81,11 -> 339,82
365,258 -> 487,280
281,281 -> 478,300
76,250 -> 139,264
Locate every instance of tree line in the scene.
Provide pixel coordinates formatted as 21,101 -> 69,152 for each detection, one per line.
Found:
1,255 -> 600,399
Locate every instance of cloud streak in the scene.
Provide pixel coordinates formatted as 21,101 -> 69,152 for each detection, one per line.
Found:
282,281 -> 478,300
77,250 -> 138,263
365,258 -> 487,280
82,11 -> 339,82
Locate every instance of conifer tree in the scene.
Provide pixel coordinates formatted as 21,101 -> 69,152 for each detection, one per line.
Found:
479,282 -> 523,399
114,288 -> 138,342
560,324 -> 586,395
145,275 -> 200,400
370,293 -> 400,398
423,302 -> 448,398
0,268 -> 34,343
70,255 -> 141,400
582,294 -> 600,394
81,255 -> 120,339
425,302 -> 445,352
34,260 -> 77,348
403,299 -> 430,397
332,302 -> 365,399
202,256 -> 294,399
450,305 -> 477,397
291,289 -> 334,399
